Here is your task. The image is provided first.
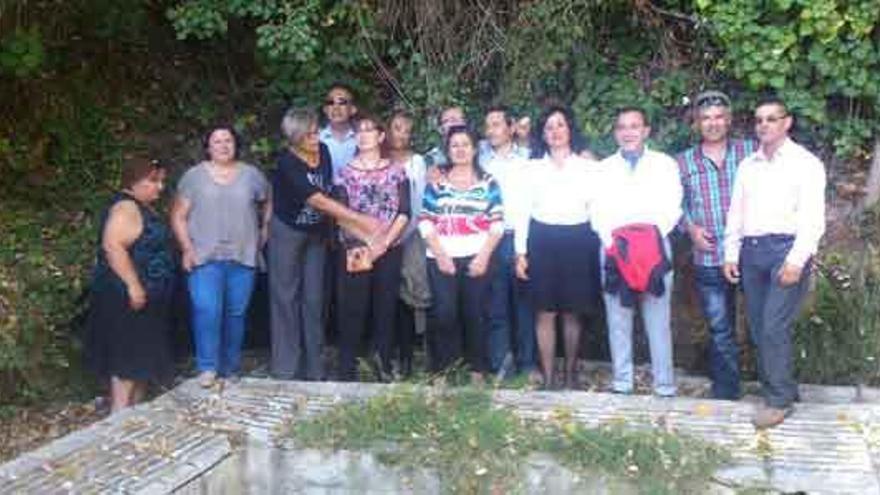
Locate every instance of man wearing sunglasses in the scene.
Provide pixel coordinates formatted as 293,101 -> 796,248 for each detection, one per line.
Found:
723,96 -> 826,428
677,91 -> 755,401
319,83 -> 359,181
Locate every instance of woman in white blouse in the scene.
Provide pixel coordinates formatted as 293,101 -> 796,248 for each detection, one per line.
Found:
514,105 -> 602,390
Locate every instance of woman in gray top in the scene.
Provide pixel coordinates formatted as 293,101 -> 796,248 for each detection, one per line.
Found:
170,126 -> 271,388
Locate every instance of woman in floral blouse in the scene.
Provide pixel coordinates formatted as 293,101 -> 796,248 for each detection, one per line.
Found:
333,114 -> 410,381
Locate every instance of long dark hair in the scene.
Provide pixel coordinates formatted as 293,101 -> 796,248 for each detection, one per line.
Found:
441,125 -> 486,179
529,105 -> 588,159
381,109 -> 413,158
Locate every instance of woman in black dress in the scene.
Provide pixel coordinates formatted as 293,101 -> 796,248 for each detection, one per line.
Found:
86,157 -> 175,412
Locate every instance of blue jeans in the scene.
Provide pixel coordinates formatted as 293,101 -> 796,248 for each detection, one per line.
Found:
740,235 -> 810,409
602,239 -> 676,396
188,261 -> 256,376
487,233 -> 537,375
694,265 -> 740,399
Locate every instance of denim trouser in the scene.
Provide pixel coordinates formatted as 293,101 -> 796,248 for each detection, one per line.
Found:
740,235 -> 810,409
188,260 -> 256,376
602,239 -> 676,396
487,233 -> 537,374
694,265 -> 740,399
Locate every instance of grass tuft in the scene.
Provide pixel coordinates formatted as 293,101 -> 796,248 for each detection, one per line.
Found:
290,386 -> 729,494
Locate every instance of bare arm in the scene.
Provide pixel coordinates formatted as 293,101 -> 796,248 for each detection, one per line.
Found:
259,189 -> 272,247
169,195 -> 198,271
469,229 -> 502,277
422,230 -> 456,275
307,192 -> 380,243
103,201 -> 147,310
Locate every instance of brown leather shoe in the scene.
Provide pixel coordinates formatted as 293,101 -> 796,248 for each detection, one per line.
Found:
752,405 -> 793,429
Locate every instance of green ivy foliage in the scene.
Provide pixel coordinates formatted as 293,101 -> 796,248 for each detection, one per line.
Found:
0,29 -> 45,78
697,0 -> 880,159
5,0 -> 880,406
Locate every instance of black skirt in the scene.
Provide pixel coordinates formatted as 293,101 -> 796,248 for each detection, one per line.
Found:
85,286 -> 174,382
527,220 -> 601,313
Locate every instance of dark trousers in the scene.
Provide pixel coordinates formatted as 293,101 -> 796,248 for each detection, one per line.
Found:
336,246 -> 403,380
427,256 -> 490,373
396,301 -> 416,367
694,265 -> 740,399
487,233 -> 536,374
268,218 -> 326,380
740,235 -> 811,409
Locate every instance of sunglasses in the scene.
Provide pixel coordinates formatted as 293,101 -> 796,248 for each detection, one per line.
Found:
324,98 -> 351,106
696,95 -> 730,109
755,114 -> 788,125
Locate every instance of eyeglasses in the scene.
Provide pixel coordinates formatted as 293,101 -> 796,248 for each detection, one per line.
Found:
755,114 -> 788,125
696,94 -> 730,109
324,98 -> 351,106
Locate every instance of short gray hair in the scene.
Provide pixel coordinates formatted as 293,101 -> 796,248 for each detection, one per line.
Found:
281,107 -> 318,145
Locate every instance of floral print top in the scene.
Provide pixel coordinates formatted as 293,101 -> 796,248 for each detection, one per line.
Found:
335,158 -> 410,246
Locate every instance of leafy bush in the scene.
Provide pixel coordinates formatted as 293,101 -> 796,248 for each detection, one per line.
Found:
795,236 -> 880,387
0,202 -> 97,404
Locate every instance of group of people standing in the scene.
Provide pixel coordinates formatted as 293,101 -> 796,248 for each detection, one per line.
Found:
85,83 -> 825,430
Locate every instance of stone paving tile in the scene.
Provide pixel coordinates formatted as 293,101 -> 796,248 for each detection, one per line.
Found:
2,378 -> 880,493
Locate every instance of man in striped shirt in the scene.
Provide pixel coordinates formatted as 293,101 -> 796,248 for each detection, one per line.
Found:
676,91 -> 755,400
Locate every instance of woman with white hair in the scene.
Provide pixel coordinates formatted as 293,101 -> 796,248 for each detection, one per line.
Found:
268,106 -> 380,381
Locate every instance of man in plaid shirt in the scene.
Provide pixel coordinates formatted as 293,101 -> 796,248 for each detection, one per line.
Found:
677,91 -> 755,400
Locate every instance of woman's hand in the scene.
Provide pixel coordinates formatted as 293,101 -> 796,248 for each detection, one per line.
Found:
436,254 -> 456,275
468,253 -> 489,278
515,254 -> 529,280
181,247 -> 198,272
369,235 -> 389,261
259,224 -> 270,249
127,282 -> 147,311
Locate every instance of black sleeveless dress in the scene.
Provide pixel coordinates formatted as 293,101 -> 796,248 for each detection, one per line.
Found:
85,192 -> 176,381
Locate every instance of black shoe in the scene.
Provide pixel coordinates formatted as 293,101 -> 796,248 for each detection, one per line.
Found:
399,357 -> 413,379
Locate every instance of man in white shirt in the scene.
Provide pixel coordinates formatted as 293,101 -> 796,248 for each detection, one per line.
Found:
478,105 -> 534,379
723,96 -> 826,429
594,107 -> 683,397
319,83 -> 358,181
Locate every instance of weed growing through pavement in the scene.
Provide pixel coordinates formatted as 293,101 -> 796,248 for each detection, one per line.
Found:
290,385 -> 730,494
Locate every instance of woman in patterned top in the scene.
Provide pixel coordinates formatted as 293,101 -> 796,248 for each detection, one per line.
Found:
333,114 -> 411,381
86,157 -> 175,412
418,125 -> 503,381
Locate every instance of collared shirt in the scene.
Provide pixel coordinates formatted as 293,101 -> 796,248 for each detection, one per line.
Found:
478,140 -> 529,232
677,139 -> 756,266
319,125 -> 357,181
592,147 -> 683,248
514,153 -> 600,254
723,138 -> 826,268
424,146 -> 446,167
399,153 -> 427,241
